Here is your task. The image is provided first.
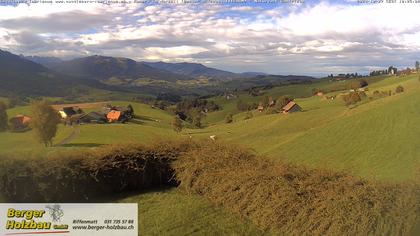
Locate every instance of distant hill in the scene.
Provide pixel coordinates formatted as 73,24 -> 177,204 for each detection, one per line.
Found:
144,61 -> 264,80
24,55 -> 63,69
1,50 -> 316,99
52,56 -> 188,82
0,50 -> 114,97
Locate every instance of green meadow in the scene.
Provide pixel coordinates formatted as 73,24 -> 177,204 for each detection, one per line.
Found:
1,74 -> 419,234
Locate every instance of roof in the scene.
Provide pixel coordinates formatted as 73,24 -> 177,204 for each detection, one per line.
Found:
10,115 -> 31,124
107,110 -> 121,121
282,101 -> 297,112
62,107 -> 77,116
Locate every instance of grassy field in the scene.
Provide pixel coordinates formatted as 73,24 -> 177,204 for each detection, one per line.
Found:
118,189 -> 266,235
1,74 -> 419,234
188,75 -> 420,181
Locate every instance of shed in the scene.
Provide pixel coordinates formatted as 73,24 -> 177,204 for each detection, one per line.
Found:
9,115 -> 31,130
282,101 -> 302,114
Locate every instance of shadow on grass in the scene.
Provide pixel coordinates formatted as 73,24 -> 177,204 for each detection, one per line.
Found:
136,115 -> 158,122
129,119 -> 144,125
185,130 -> 212,135
61,143 -> 105,148
96,186 -> 175,203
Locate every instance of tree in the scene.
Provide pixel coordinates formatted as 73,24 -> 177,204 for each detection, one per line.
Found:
7,96 -> 19,109
172,115 -> 183,133
262,96 -> 269,107
349,79 -> 368,89
275,96 -> 292,111
415,61 -> 419,72
0,101 -> 7,132
342,92 -> 361,106
395,85 -> 404,93
236,99 -> 248,112
192,115 -> 202,128
225,113 -> 233,123
30,100 -> 60,147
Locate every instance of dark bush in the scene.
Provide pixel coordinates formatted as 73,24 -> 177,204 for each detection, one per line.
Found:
342,92 -> 361,106
396,85 -> 404,93
225,113 -> 233,123
0,141 -> 196,202
348,79 -> 368,90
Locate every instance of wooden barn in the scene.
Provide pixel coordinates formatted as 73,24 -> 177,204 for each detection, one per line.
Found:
282,101 -> 302,114
9,115 -> 31,130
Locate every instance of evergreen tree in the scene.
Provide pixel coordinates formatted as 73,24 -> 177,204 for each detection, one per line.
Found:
0,101 -> 8,132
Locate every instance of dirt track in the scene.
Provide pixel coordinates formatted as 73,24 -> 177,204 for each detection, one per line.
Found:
56,125 -> 80,146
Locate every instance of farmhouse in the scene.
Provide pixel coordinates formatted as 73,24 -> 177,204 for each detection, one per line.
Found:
282,101 -> 302,114
59,107 -> 83,119
9,115 -> 31,130
107,110 -> 121,122
104,105 -> 134,123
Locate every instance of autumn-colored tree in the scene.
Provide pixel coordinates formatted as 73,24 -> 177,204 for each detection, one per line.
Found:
172,115 -> 183,133
0,101 -> 7,132
30,100 -> 60,147
395,85 -> 404,93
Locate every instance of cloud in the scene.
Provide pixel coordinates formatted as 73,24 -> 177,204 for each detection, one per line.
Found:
0,11 -> 111,33
0,2 -> 420,75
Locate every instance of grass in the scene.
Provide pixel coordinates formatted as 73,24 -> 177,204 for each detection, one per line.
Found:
118,188 -> 265,236
1,74 -> 418,234
186,74 -> 420,181
0,124 -> 74,156
0,101 -> 177,155
203,75 -> 388,125
174,142 -> 420,235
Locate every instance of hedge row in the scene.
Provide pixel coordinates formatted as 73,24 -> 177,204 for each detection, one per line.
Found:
173,143 -> 420,235
1,141 -> 419,234
0,141 -> 195,202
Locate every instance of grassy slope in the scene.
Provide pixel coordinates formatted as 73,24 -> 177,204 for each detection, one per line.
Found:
118,189 -> 265,236
203,75 -> 387,125
1,75 -> 418,234
0,101 -> 176,155
276,79 -> 419,181
188,75 -> 420,181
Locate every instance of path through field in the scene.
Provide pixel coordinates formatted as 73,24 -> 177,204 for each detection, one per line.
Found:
56,125 -> 80,146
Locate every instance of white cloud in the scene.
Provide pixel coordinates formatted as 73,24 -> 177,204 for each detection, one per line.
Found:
1,2 -> 420,75
144,46 -> 209,58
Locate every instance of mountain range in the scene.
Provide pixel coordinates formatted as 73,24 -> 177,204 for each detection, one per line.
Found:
25,55 -> 266,81
0,49 -> 315,99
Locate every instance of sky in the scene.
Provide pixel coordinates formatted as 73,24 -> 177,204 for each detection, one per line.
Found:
0,0 -> 420,76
